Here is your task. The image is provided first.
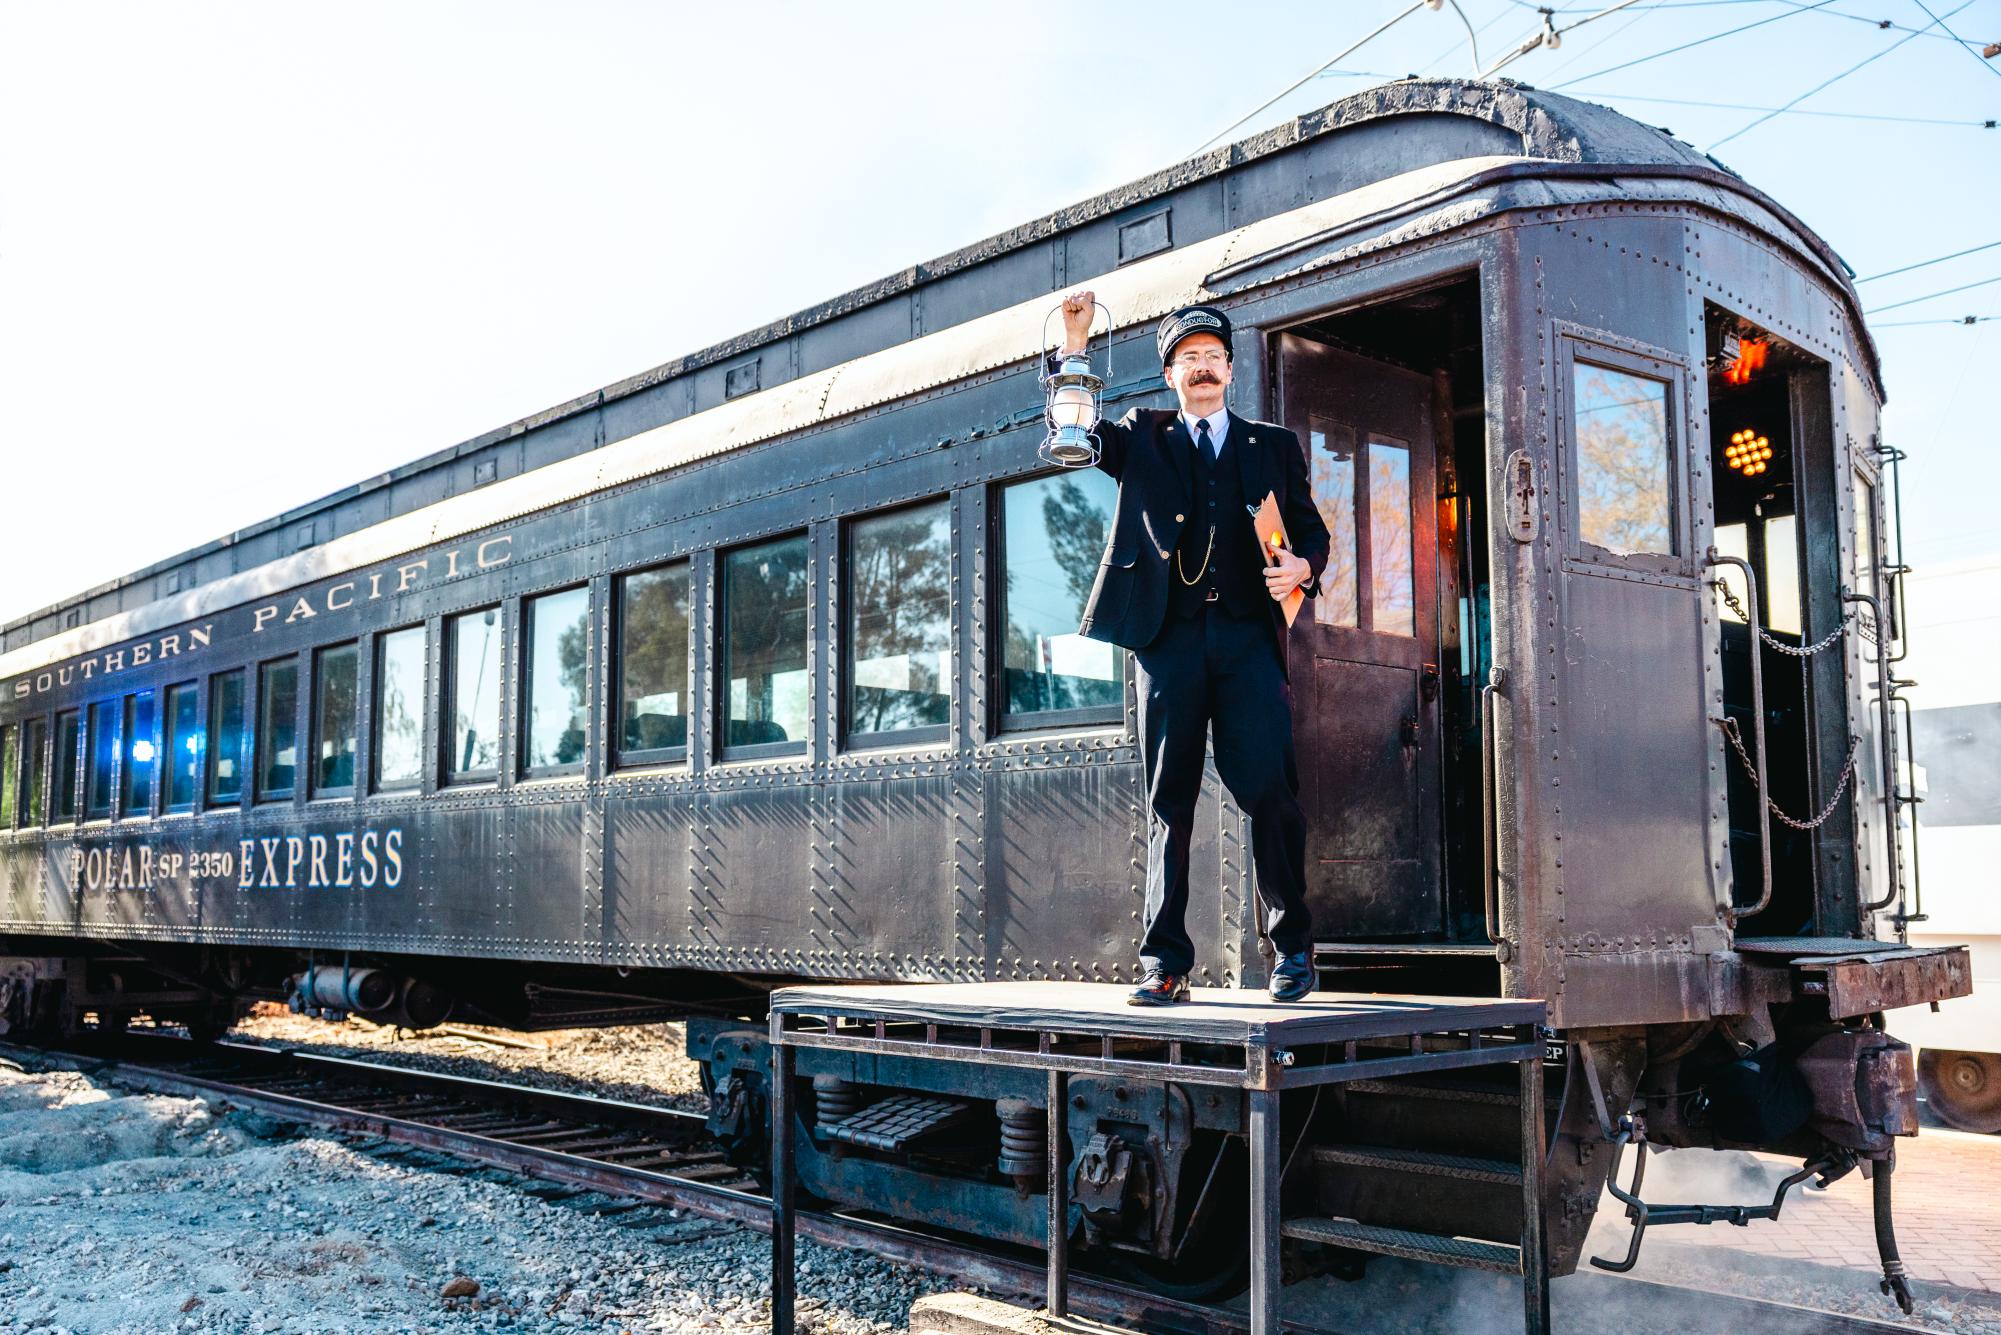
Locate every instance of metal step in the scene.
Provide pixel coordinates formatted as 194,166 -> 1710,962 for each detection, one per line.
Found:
823,1094 -> 972,1152
1281,1217 -> 1521,1273
1314,1144 -> 1522,1185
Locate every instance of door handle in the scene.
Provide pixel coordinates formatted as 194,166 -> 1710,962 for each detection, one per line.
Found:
1420,662 -> 1440,702
1402,715 -> 1420,747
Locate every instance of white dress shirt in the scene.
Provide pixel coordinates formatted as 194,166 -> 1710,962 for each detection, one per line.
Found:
1181,407 -> 1229,459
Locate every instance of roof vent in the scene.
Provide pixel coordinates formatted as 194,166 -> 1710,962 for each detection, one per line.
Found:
473,458 -> 498,487
294,522 -> 316,551
1119,210 -> 1172,265
726,359 -> 761,399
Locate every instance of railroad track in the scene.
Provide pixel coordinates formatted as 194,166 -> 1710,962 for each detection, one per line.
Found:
1,1034 -> 1922,1335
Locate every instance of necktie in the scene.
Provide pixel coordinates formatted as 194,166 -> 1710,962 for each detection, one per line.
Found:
1196,418 -> 1215,466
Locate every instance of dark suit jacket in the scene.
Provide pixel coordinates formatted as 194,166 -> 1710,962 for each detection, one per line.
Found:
1077,407 -> 1331,677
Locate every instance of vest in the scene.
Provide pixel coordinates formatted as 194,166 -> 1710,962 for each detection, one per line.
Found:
1170,426 -> 1263,618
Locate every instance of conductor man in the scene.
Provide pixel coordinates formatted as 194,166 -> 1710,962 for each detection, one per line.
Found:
1055,292 -> 1331,1005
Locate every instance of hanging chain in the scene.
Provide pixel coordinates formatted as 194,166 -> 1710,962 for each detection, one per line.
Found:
1176,526 -> 1217,585
1710,579 -> 1856,657
1715,717 -> 1863,831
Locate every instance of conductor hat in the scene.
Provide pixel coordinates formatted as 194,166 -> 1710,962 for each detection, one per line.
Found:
1156,305 -> 1233,367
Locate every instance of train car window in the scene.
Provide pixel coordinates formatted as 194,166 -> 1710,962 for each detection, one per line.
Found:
0,725 -> 16,828
87,699 -> 119,819
446,607 -> 502,781
257,658 -> 300,801
721,536 -> 809,755
208,670 -> 246,804
374,627 -> 426,790
53,709 -> 81,822
1368,438 -> 1416,637
1571,361 -> 1674,558
523,587 -> 590,775
1764,514 -> 1802,637
122,690 -> 156,817
164,682 -> 200,811
313,642 -> 359,795
1714,522 -> 1750,623
846,501 -> 951,744
999,472 -> 1122,724
616,565 -> 689,765
1308,421 -> 1359,627
22,717 -> 48,827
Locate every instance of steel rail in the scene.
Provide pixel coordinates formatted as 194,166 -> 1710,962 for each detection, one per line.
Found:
0,1035 -> 1916,1335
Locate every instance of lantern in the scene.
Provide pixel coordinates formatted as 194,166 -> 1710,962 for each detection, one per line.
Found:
1039,300 -> 1112,468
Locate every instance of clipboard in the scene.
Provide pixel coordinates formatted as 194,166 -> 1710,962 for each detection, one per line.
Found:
1250,491 -> 1306,628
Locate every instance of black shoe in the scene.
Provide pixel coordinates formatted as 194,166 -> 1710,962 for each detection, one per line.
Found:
1128,970 -> 1191,1006
1269,951 -> 1316,1003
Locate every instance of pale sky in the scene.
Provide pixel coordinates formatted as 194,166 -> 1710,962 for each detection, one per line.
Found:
2,0 -> 1996,629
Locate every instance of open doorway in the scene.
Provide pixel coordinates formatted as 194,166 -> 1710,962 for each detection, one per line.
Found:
1704,306 -> 1852,935
1270,273 -> 1494,989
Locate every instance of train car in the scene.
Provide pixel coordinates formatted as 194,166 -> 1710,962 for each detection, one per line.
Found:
1884,556 -> 2001,1132
0,78 -> 1971,1294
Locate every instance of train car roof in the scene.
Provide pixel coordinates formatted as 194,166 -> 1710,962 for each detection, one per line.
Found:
3,77 -> 1878,668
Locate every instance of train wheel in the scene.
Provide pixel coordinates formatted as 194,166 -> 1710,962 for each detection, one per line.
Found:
1919,1049 -> 2001,1134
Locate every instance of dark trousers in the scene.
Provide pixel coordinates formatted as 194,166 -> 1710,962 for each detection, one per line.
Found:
1133,605 -> 1312,976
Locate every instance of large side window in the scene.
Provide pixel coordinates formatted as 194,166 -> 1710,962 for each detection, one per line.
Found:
164,682 -> 200,812
208,670 -> 246,804
846,501 -> 951,744
617,564 -> 689,766
22,717 -> 48,827
0,724 -> 16,828
998,472 -> 1122,725
523,587 -> 590,775
1569,356 -> 1677,565
313,643 -> 359,795
721,536 -> 810,756
447,607 -> 502,781
122,690 -> 156,817
375,627 -> 426,790
257,657 -> 300,801
86,699 -> 119,819
52,709 -> 81,822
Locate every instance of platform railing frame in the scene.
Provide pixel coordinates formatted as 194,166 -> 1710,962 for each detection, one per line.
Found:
768,989 -> 1550,1335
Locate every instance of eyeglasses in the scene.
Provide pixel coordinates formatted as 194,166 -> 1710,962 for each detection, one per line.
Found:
1171,349 -> 1229,368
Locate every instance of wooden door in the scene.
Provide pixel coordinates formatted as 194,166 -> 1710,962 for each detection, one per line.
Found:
1276,334 -> 1443,937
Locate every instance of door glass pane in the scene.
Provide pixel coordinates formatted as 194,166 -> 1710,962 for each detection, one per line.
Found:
122,691 -> 156,816
375,628 -> 426,787
849,502 -> 951,736
723,537 -> 810,748
87,699 -> 118,818
165,683 -> 200,810
618,565 -> 689,758
0,726 -> 14,826
23,718 -> 47,826
524,587 -> 590,771
1714,522 -> 1750,623
1001,472 -> 1122,716
313,643 -> 358,792
449,608 -> 502,778
1573,362 -> 1674,557
1309,420 -> 1358,628
53,710 -> 80,821
1368,438 -> 1415,637
257,658 -> 299,799
209,670 -> 245,803
1765,514 -> 1802,637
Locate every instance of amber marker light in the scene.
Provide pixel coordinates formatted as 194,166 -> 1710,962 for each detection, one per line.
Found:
1726,427 -> 1773,476
1723,335 -> 1769,385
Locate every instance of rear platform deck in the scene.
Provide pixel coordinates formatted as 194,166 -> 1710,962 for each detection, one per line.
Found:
767,981 -> 1552,1335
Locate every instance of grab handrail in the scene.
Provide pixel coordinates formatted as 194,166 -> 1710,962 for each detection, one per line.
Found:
1481,665 -> 1508,954
1707,548 -> 1772,925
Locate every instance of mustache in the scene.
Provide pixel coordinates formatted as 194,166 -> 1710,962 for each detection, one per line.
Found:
1187,371 -> 1221,385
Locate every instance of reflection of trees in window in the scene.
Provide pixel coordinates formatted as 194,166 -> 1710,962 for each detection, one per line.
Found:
0,726 -> 15,826
315,644 -> 358,791
725,538 -> 810,747
619,567 -> 689,756
525,589 -> 589,771
24,718 -> 48,826
1574,364 -> 1672,557
1369,441 -> 1414,636
1311,424 -> 1358,627
450,610 -> 501,776
1003,473 -> 1120,716
850,504 -> 951,735
376,629 -> 425,786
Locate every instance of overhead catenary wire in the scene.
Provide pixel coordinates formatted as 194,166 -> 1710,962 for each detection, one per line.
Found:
1773,0 -> 1999,49
1482,0 -> 1651,78
1707,0 -> 1976,150
1559,88 -> 1996,126
1872,313 -> 1999,326
1548,0 -> 1841,89
1903,0 -> 2001,79
1857,240 -> 2001,283
1185,1 -> 1428,159
1865,272 -> 2001,314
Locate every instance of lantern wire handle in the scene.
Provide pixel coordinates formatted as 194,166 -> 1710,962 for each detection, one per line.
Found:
1039,300 -> 1114,380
